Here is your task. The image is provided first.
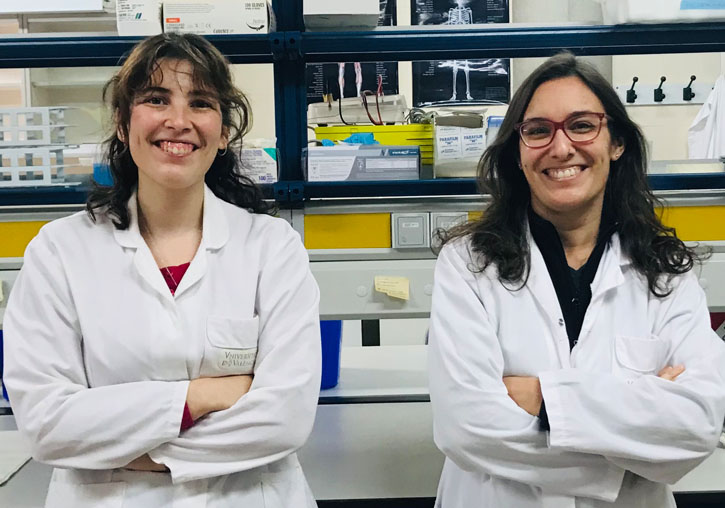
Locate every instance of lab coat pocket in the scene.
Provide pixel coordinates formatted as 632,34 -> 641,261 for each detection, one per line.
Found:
46,481 -> 126,508
201,315 -> 259,377
614,334 -> 666,377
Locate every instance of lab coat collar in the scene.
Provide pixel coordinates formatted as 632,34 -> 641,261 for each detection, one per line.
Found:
526,226 -> 627,325
527,226 -> 563,326
112,185 -> 229,250
112,185 -> 230,302
589,233 -> 627,297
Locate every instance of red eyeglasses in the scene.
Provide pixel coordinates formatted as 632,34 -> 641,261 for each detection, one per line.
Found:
515,112 -> 611,148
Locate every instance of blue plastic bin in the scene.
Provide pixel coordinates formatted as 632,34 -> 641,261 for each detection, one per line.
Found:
93,163 -> 114,186
0,329 -> 7,401
320,320 -> 342,389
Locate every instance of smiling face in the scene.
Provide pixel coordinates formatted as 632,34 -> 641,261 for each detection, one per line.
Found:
127,58 -> 227,194
518,76 -> 624,222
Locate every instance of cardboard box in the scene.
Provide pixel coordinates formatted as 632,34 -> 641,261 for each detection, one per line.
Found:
433,125 -> 486,178
304,0 -> 379,30
116,0 -> 162,36
239,147 -> 278,184
305,145 -> 420,182
164,0 -> 270,35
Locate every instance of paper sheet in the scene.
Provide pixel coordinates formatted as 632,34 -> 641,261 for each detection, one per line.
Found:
374,276 -> 410,301
0,431 -> 32,485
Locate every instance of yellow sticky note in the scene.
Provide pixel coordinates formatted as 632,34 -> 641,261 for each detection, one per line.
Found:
374,276 -> 410,301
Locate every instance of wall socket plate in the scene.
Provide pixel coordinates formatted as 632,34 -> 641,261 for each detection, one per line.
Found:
392,212 -> 430,249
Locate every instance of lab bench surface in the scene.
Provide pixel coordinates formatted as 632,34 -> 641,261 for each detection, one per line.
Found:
2,345 -> 725,505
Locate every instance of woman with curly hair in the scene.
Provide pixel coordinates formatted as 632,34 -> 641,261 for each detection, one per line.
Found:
4,33 -> 320,508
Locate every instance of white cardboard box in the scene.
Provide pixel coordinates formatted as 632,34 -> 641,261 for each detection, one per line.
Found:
116,0 -> 162,36
0,1 -> 103,14
304,0 -> 379,30
305,145 -> 420,182
600,0 -> 725,24
239,147 -> 278,184
164,0 -> 270,35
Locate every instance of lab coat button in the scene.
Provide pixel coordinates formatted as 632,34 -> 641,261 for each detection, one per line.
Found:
558,318 -> 564,326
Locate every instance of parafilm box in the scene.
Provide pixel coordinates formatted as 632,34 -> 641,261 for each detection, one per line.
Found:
164,0 -> 270,35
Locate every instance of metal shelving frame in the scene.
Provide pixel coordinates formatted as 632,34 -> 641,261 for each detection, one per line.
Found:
0,3 -> 724,205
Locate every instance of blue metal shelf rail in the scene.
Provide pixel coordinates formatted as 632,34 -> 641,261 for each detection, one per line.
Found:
0,11 -> 725,204
0,183 -> 276,206
0,33 -> 276,69
296,174 -> 725,200
298,22 -> 725,63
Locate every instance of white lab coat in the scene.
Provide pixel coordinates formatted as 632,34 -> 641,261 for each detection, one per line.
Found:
428,232 -> 725,508
688,75 -> 725,159
3,186 -> 322,508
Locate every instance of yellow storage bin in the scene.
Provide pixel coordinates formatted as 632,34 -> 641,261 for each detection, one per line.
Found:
314,124 -> 434,167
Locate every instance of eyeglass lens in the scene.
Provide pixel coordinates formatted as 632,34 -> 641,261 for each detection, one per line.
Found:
519,113 -> 604,147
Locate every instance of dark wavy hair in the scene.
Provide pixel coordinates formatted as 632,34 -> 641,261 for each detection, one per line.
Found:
86,33 -> 272,228
441,52 -> 702,297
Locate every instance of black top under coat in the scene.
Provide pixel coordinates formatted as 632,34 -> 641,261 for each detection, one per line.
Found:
528,204 -> 618,430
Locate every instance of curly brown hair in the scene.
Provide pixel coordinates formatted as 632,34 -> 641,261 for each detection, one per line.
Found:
87,32 -> 271,228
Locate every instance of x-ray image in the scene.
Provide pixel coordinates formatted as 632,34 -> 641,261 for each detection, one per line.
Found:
411,0 -> 510,107
306,0 -> 399,104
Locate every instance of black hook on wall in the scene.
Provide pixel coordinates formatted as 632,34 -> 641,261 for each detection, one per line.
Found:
654,76 -> 667,102
683,75 -> 697,101
626,76 -> 638,103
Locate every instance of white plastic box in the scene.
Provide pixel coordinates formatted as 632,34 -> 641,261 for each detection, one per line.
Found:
599,0 -> 725,24
164,0 -> 271,35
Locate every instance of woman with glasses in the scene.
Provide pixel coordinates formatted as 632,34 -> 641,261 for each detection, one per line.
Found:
428,52 -> 725,508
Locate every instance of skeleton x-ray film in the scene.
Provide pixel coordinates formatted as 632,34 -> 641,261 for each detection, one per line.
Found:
411,0 -> 510,107
305,1 -> 399,104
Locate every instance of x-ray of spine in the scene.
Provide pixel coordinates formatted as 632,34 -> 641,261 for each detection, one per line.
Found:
412,0 -> 510,107
305,0 -> 399,104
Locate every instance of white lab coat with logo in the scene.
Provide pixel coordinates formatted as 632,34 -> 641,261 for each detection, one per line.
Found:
3,186 -> 322,508
428,233 -> 725,508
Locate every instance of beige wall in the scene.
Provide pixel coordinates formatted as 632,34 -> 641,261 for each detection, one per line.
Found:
613,53 -> 723,160
230,64 -> 276,142
0,19 -> 21,106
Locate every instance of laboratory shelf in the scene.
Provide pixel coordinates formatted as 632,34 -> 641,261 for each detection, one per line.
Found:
298,22 -> 725,63
301,179 -> 479,199
0,185 -> 89,206
648,173 -> 725,191
0,33 -> 277,69
297,173 -> 725,200
0,183 -> 276,206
